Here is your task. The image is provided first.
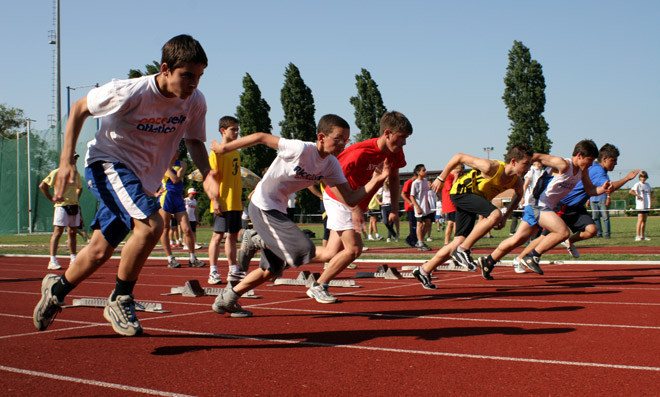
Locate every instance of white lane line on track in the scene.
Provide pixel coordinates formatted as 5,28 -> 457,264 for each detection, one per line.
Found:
142,326 -> 660,372
0,365 -> 195,397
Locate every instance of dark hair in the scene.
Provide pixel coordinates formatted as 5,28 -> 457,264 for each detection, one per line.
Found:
505,142 -> 533,163
413,164 -> 425,176
317,114 -> 349,134
161,34 -> 208,71
640,170 -> 648,179
598,143 -> 620,162
380,111 -> 413,136
572,139 -> 599,158
219,115 -> 239,131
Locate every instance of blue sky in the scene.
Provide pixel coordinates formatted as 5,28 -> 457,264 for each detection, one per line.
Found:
2,0 -> 658,186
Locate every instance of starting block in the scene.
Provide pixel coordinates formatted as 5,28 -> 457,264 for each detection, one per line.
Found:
355,264 -> 415,279
69,298 -> 169,313
165,280 -> 261,298
402,262 -> 473,273
272,270 -> 360,288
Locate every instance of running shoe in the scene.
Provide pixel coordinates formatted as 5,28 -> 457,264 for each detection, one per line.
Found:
412,266 -> 437,289
643,237 -> 651,241
451,248 -> 477,271
512,257 -> 526,274
47,258 -> 61,270
168,257 -> 181,268
521,254 -> 544,275
227,270 -> 247,282
208,271 -> 222,285
188,257 -> 206,267
477,256 -> 495,280
306,283 -> 337,304
212,287 -> 252,317
103,293 -> 143,336
560,239 -> 580,258
33,274 -> 64,331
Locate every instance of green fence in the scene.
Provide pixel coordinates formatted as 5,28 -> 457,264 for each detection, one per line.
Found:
0,116 -> 99,236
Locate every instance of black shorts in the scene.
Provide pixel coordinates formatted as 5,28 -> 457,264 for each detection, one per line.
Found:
213,211 -> 242,234
444,211 -> 456,222
415,213 -> 435,222
189,220 -> 197,233
541,204 -> 594,236
450,193 -> 497,238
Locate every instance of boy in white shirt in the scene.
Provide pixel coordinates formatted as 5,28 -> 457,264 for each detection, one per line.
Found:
208,114 -> 389,316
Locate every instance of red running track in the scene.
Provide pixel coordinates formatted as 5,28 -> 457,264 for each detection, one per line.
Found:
1,254 -> 659,395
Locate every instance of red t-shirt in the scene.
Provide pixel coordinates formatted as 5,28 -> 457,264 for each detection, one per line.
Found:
441,172 -> 456,213
402,178 -> 414,212
326,138 -> 406,211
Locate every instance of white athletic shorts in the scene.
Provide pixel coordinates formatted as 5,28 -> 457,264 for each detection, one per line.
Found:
323,191 -> 354,231
53,206 -> 80,227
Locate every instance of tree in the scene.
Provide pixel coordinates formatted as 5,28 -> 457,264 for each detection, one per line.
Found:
128,61 -> 161,79
0,104 -> 26,139
280,63 -> 316,141
235,73 -> 275,178
280,63 -> 318,220
349,68 -> 387,142
502,40 -> 552,154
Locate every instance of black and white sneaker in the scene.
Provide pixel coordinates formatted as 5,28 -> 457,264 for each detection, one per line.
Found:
451,248 -> 477,271
412,266 -> 437,289
521,254 -> 544,275
477,256 -> 495,280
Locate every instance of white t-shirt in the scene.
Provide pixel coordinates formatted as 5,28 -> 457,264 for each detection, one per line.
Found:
632,181 -> 652,209
411,178 -> 432,216
85,74 -> 207,195
185,197 -> 197,222
250,138 -> 347,213
523,165 -> 544,205
378,186 -> 392,206
537,160 -> 583,209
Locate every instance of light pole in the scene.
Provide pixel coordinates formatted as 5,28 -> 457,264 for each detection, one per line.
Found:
483,146 -> 494,159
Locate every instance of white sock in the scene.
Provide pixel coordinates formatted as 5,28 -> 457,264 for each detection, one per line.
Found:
189,253 -> 196,262
229,265 -> 239,273
168,255 -> 175,261
419,267 -> 429,276
210,265 -> 218,273
50,255 -> 57,262
70,254 -> 76,262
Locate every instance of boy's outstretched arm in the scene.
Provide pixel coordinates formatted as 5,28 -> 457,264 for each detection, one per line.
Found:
431,153 -> 495,193
332,160 -> 391,207
186,138 -> 221,214
210,132 -> 279,154
54,97 -> 90,201
532,153 -> 568,174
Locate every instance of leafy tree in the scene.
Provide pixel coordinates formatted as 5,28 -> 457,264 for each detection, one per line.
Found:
502,40 -> 552,154
280,63 -> 316,141
0,104 -> 26,139
280,63 -> 318,220
350,68 -> 386,142
128,61 -> 161,79
236,73 -> 275,176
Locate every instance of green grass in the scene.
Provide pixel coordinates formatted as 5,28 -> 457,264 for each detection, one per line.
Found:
1,216 -> 657,262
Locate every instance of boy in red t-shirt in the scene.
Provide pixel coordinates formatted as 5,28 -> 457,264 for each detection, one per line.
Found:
309,111 -> 412,304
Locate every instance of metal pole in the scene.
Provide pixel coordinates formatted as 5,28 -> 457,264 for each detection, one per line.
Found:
55,0 -> 62,155
26,119 -> 35,233
16,130 -> 20,233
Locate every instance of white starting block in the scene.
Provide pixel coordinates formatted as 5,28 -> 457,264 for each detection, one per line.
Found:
354,264 -> 415,279
69,298 -> 169,313
272,270 -> 360,288
164,280 -> 261,298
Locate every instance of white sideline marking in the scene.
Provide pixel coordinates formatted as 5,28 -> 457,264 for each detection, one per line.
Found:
0,365 -> 195,397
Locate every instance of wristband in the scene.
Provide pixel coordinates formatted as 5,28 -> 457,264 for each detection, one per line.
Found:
436,176 -> 445,182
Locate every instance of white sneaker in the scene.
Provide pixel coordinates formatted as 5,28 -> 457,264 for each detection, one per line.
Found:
47,259 -> 61,270
635,236 -> 642,241
643,236 -> 651,241
426,237 -> 433,242
512,257 -> 526,274
306,283 -> 337,304
194,243 -> 203,250
375,234 -> 383,240
367,235 -> 375,241
208,271 -> 222,285
182,244 -> 189,251
386,238 -> 391,243
560,239 -> 580,258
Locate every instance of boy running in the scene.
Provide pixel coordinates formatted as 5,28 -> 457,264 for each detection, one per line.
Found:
412,143 -> 532,289
33,34 -> 220,336
478,140 -> 612,279
308,111 -> 410,303
209,114 -> 389,316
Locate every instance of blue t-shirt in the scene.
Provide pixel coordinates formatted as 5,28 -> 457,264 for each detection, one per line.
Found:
561,163 -> 609,207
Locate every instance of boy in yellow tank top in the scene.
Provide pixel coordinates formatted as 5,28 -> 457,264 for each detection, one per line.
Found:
411,143 -> 533,290
207,116 -> 244,285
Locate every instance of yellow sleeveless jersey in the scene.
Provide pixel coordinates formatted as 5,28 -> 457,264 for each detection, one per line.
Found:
209,150 -> 242,212
450,161 -> 517,201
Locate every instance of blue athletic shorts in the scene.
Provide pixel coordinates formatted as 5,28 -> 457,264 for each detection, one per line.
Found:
85,161 -> 161,248
522,205 -> 551,228
159,190 -> 186,213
